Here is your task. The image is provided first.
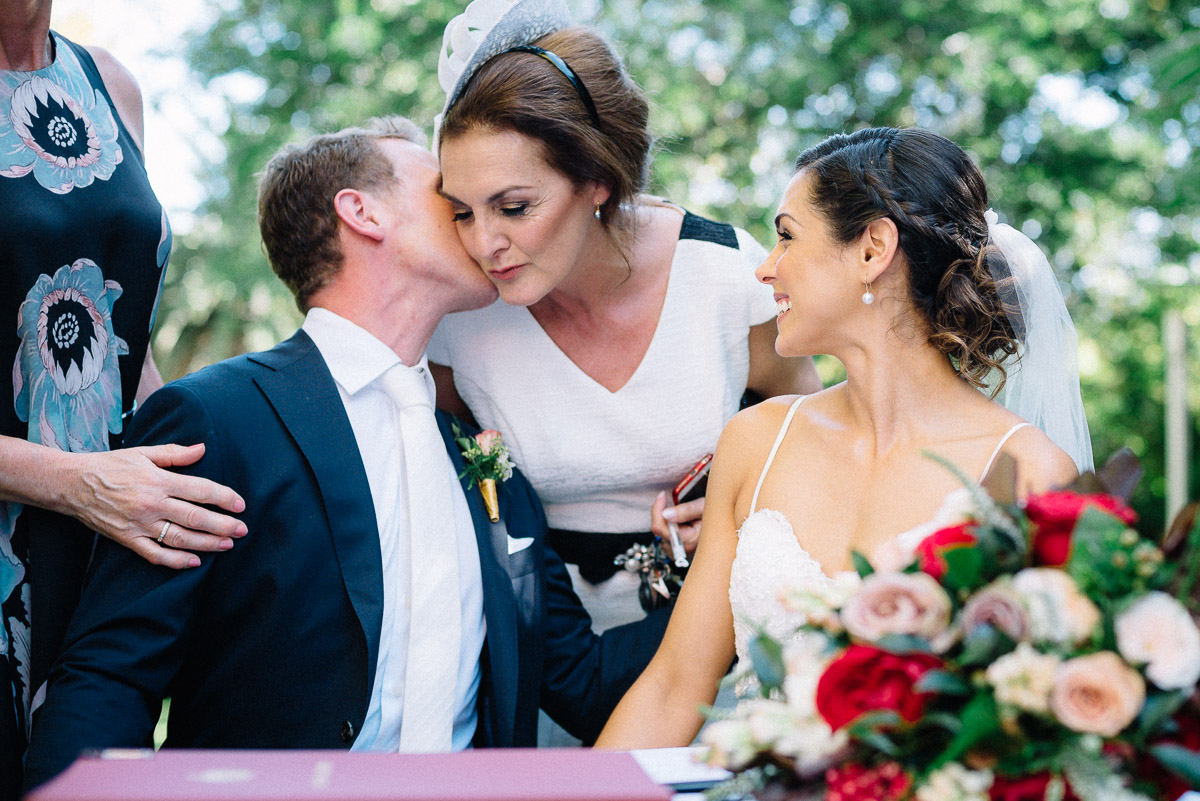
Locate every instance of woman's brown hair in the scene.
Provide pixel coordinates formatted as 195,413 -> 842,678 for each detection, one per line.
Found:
437,26 -> 651,250
795,127 -> 1022,391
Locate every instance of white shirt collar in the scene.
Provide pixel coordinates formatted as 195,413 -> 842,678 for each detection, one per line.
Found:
302,307 -> 436,402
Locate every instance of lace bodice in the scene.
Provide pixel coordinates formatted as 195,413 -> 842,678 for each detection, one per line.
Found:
727,396 -> 1029,696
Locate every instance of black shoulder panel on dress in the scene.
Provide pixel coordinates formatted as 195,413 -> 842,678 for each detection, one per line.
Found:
679,210 -> 740,249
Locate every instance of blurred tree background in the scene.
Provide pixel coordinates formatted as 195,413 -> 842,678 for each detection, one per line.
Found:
154,0 -> 1199,531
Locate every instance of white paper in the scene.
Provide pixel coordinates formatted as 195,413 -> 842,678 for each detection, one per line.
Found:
630,746 -> 731,789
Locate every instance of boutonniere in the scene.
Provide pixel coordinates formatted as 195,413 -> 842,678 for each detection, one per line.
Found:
453,424 -> 515,523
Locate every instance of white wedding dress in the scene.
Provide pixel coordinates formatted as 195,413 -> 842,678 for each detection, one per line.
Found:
728,395 -> 1030,691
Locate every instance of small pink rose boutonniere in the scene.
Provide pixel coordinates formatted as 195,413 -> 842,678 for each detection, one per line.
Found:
453,424 -> 515,522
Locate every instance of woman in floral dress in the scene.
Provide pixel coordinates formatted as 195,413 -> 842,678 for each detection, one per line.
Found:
0,3 -> 246,795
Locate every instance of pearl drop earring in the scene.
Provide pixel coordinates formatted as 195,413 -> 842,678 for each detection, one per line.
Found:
594,204 -> 602,220
862,281 -> 875,305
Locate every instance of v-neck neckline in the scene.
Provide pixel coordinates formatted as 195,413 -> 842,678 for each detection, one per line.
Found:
519,208 -> 686,395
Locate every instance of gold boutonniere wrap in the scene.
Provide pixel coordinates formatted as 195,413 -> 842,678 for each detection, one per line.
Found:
453,424 -> 515,522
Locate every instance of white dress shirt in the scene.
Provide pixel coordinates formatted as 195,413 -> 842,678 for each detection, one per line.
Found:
303,308 -> 485,751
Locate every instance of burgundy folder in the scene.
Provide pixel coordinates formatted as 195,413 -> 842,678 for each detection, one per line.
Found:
27,749 -> 674,801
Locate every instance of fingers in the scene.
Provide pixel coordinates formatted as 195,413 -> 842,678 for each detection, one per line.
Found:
663,496 -> 705,525
164,474 -> 246,518
137,444 -> 247,515
650,491 -> 671,540
161,497 -> 247,539
125,535 -> 202,570
158,519 -> 235,553
139,442 -> 206,468
663,496 -> 705,558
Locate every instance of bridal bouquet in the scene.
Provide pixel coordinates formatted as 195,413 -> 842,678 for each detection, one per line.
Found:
702,454 -> 1200,801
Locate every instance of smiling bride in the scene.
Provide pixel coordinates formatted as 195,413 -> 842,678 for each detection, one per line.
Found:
595,126 -> 1092,748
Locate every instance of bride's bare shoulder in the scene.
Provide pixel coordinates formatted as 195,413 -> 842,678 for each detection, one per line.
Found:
1002,424 -> 1080,494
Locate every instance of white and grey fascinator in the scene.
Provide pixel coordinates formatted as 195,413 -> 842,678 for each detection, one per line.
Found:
435,0 -> 576,138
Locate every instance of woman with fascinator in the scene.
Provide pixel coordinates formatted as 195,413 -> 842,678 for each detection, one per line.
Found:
429,0 -> 821,636
596,127 -> 1092,748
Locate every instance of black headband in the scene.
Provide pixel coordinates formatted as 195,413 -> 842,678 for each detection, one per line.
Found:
504,44 -> 601,127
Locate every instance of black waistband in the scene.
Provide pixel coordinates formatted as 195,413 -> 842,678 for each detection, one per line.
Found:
547,528 -> 655,585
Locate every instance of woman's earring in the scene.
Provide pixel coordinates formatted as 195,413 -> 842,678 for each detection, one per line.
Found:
594,204 -> 602,220
862,281 -> 875,305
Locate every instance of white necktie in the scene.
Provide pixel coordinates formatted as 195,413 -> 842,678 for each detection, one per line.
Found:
379,364 -> 462,752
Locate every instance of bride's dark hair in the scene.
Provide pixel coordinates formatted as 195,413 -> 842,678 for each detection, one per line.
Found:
794,127 -> 1022,392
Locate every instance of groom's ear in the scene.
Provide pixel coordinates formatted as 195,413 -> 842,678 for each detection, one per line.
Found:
858,216 -> 900,284
334,187 -> 385,242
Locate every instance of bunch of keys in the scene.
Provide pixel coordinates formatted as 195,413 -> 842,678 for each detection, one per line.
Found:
614,538 -> 683,612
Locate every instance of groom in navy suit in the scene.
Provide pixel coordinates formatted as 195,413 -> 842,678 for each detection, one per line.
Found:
23,117 -> 668,788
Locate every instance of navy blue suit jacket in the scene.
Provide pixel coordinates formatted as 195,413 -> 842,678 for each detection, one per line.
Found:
24,331 -> 667,788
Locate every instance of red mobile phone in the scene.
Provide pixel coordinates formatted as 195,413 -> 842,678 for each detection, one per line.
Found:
672,454 -> 713,506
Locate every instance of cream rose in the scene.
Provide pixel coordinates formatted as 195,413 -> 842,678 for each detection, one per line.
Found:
1115,591 -> 1200,691
700,718 -> 759,770
1049,651 -> 1145,737
841,571 -> 952,644
1011,568 -> 1101,646
985,642 -> 1060,714
915,762 -> 994,801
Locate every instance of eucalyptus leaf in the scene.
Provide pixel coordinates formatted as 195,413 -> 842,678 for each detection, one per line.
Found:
1135,690 -> 1189,744
851,549 -> 874,578
1150,744 -> 1200,789
747,632 -> 786,695
931,693 -> 1001,770
914,669 -> 972,696
873,633 -> 935,655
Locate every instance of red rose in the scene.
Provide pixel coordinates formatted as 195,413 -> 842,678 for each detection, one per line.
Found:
1024,491 -> 1138,566
825,761 -> 912,801
815,644 -> 942,731
989,773 -> 1077,801
914,523 -> 977,580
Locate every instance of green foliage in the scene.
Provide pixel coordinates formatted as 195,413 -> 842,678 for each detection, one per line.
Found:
747,630 -> 785,695
166,0 -> 1200,528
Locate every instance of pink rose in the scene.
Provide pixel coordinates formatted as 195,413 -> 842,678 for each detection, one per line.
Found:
961,580 -> 1029,641
1049,651 -> 1145,737
475,429 -> 502,456
842,571 -> 953,644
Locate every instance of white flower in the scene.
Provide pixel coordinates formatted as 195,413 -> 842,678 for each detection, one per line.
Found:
779,572 -> 860,633
782,634 -> 833,716
1115,591 -> 1200,690
737,698 -> 847,776
699,718 -> 759,771
985,642 -> 1061,714
1011,568 -> 1101,646
916,762 -> 994,801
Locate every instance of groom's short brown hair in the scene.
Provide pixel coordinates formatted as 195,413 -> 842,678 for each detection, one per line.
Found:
258,116 -> 424,310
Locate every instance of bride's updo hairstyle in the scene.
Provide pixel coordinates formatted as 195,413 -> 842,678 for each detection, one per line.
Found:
795,127 -> 1021,391
438,27 -> 651,250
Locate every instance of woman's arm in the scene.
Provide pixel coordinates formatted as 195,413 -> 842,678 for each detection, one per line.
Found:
596,414 -> 758,748
0,435 -> 247,569
83,45 -> 145,154
746,320 -> 822,398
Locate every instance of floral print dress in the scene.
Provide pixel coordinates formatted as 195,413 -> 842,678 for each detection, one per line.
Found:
1,32 -> 168,793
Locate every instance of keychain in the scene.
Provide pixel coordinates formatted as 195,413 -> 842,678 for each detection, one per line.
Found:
613,538 -> 683,612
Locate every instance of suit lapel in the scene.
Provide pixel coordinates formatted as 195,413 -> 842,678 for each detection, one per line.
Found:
252,332 -> 385,689
438,413 -> 518,745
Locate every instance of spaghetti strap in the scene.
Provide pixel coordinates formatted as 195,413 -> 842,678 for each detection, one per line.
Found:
750,396 -> 808,512
978,422 -> 1034,483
